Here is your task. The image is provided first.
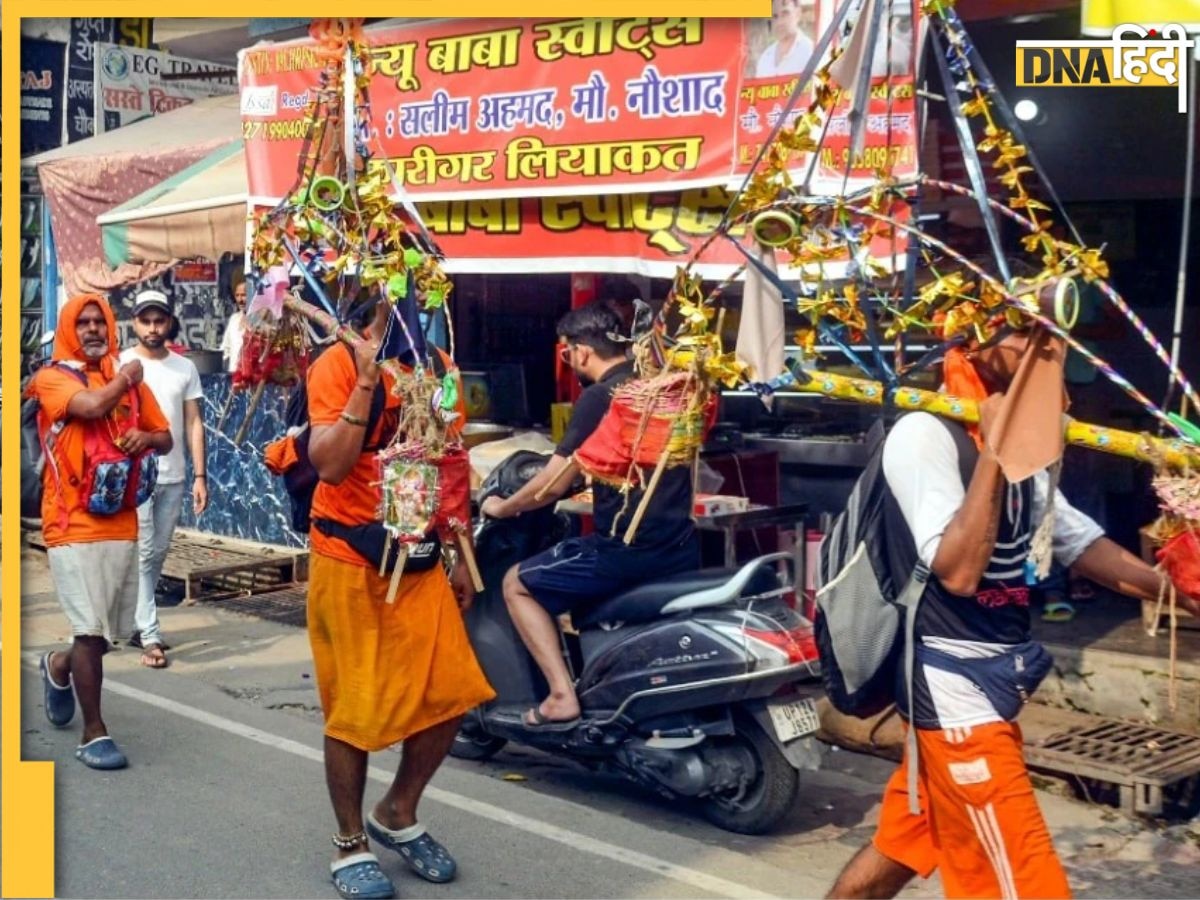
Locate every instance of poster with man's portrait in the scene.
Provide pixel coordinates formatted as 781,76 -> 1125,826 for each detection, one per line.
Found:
745,0 -> 820,80
743,0 -> 917,83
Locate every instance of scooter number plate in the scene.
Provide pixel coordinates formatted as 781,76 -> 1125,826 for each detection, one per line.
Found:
767,698 -> 820,743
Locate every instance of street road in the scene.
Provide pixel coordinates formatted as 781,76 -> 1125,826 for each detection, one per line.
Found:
17,545 -> 1200,899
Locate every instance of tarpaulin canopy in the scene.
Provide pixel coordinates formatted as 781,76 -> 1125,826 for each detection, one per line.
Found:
28,93 -> 240,294
98,141 -> 247,267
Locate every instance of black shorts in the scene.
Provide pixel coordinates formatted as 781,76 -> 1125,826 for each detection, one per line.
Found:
516,532 -> 699,617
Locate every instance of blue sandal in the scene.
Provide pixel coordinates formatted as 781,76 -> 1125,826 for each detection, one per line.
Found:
75,736 -> 128,770
366,813 -> 457,883
40,651 -> 75,727
330,852 -> 395,900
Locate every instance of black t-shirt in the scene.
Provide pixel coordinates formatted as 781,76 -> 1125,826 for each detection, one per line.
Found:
557,360 -> 694,548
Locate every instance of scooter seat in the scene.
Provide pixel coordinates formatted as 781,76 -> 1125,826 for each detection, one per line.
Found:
573,566 -> 776,629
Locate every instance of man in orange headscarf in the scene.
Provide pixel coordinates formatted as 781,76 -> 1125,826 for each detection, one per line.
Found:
828,311 -> 1200,899
26,294 -> 172,770
304,295 -> 494,900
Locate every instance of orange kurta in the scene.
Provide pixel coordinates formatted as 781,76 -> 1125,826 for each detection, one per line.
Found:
29,294 -> 170,547
304,342 -> 491,749
306,344 -> 465,565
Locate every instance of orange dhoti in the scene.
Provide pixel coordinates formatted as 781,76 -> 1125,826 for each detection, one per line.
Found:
307,552 -> 495,751
874,721 -> 1071,899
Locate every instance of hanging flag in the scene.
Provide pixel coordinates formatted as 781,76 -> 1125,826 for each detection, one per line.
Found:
736,241 -> 785,406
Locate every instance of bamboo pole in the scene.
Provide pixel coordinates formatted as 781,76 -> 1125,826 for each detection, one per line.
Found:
783,368 -> 1200,471
622,444 -> 671,546
214,389 -> 238,433
385,547 -> 407,604
456,532 -> 485,592
232,380 -> 268,447
283,294 -> 417,383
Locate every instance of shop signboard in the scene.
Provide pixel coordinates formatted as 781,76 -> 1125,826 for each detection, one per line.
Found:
67,18 -> 115,142
20,39 -> 67,156
240,8 -> 917,273
94,43 -> 237,135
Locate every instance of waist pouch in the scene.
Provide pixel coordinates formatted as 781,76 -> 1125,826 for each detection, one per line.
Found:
916,639 -> 1053,723
312,518 -> 442,575
82,446 -> 158,516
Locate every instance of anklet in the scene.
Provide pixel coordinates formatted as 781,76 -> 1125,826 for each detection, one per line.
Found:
331,830 -> 368,850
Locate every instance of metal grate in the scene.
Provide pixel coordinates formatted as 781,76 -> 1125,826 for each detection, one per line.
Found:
163,532 -> 306,602
1026,720 -> 1200,815
27,528 -> 307,604
204,584 -> 308,628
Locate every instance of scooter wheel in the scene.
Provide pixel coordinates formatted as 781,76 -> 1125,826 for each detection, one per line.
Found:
449,727 -> 507,762
699,716 -> 799,835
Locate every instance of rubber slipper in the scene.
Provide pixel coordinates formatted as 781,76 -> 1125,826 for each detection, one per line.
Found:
140,645 -> 169,669
75,736 -> 128,770
1042,599 -> 1076,623
129,632 -> 171,651
366,813 -> 457,883
522,706 -> 580,730
40,651 -> 75,727
330,852 -> 395,900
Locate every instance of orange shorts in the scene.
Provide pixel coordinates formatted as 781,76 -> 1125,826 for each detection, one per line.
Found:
873,721 -> 1071,899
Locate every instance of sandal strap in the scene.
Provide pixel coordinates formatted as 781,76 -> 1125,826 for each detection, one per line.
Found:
331,852 -> 379,874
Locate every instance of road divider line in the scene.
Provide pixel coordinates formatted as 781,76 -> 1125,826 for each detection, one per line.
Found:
99,676 -> 784,900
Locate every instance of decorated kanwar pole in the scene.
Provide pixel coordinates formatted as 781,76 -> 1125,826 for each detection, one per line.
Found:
777,366 -> 1200,472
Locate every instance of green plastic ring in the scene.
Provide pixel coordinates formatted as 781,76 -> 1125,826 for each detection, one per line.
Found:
751,210 -> 799,248
309,176 -> 345,212
1054,277 -> 1079,331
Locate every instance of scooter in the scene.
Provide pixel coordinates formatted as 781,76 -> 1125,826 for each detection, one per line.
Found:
452,450 -> 824,835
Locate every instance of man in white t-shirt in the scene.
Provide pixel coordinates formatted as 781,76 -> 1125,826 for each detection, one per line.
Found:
120,290 -> 209,668
827,320 -> 1200,899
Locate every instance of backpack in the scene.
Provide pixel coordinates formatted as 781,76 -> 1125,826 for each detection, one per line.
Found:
29,363 -> 160,523
272,342 -> 388,534
21,394 -> 46,517
814,415 -> 977,815
814,416 -> 978,718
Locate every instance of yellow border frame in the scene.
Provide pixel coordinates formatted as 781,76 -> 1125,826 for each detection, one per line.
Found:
4,8 -> 57,898
3,5 -> 768,897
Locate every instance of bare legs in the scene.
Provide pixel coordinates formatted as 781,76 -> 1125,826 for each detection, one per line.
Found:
324,715 -> 463,861
372,715 -> 461,829
827,844 -> 917,899
501,565 -> 579,723
50,636 -> 109,744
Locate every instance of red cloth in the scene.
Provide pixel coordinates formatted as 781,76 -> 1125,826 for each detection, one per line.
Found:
434,447 -> 472,531
1158,530 -> 1200,600
576,387 -> 716,483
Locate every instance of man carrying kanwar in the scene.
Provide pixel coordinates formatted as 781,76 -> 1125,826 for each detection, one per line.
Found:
304,294 -> 494,900
29,293 -> 173,770
481,301 -> 700,728
827,307 -> 1200,899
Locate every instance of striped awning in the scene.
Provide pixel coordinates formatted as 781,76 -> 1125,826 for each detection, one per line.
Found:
98,141 -> 248,267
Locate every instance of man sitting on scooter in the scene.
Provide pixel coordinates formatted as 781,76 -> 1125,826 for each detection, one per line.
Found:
480,302 -> 700,728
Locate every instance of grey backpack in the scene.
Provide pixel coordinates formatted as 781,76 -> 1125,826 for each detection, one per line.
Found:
814,417 -> 976,808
